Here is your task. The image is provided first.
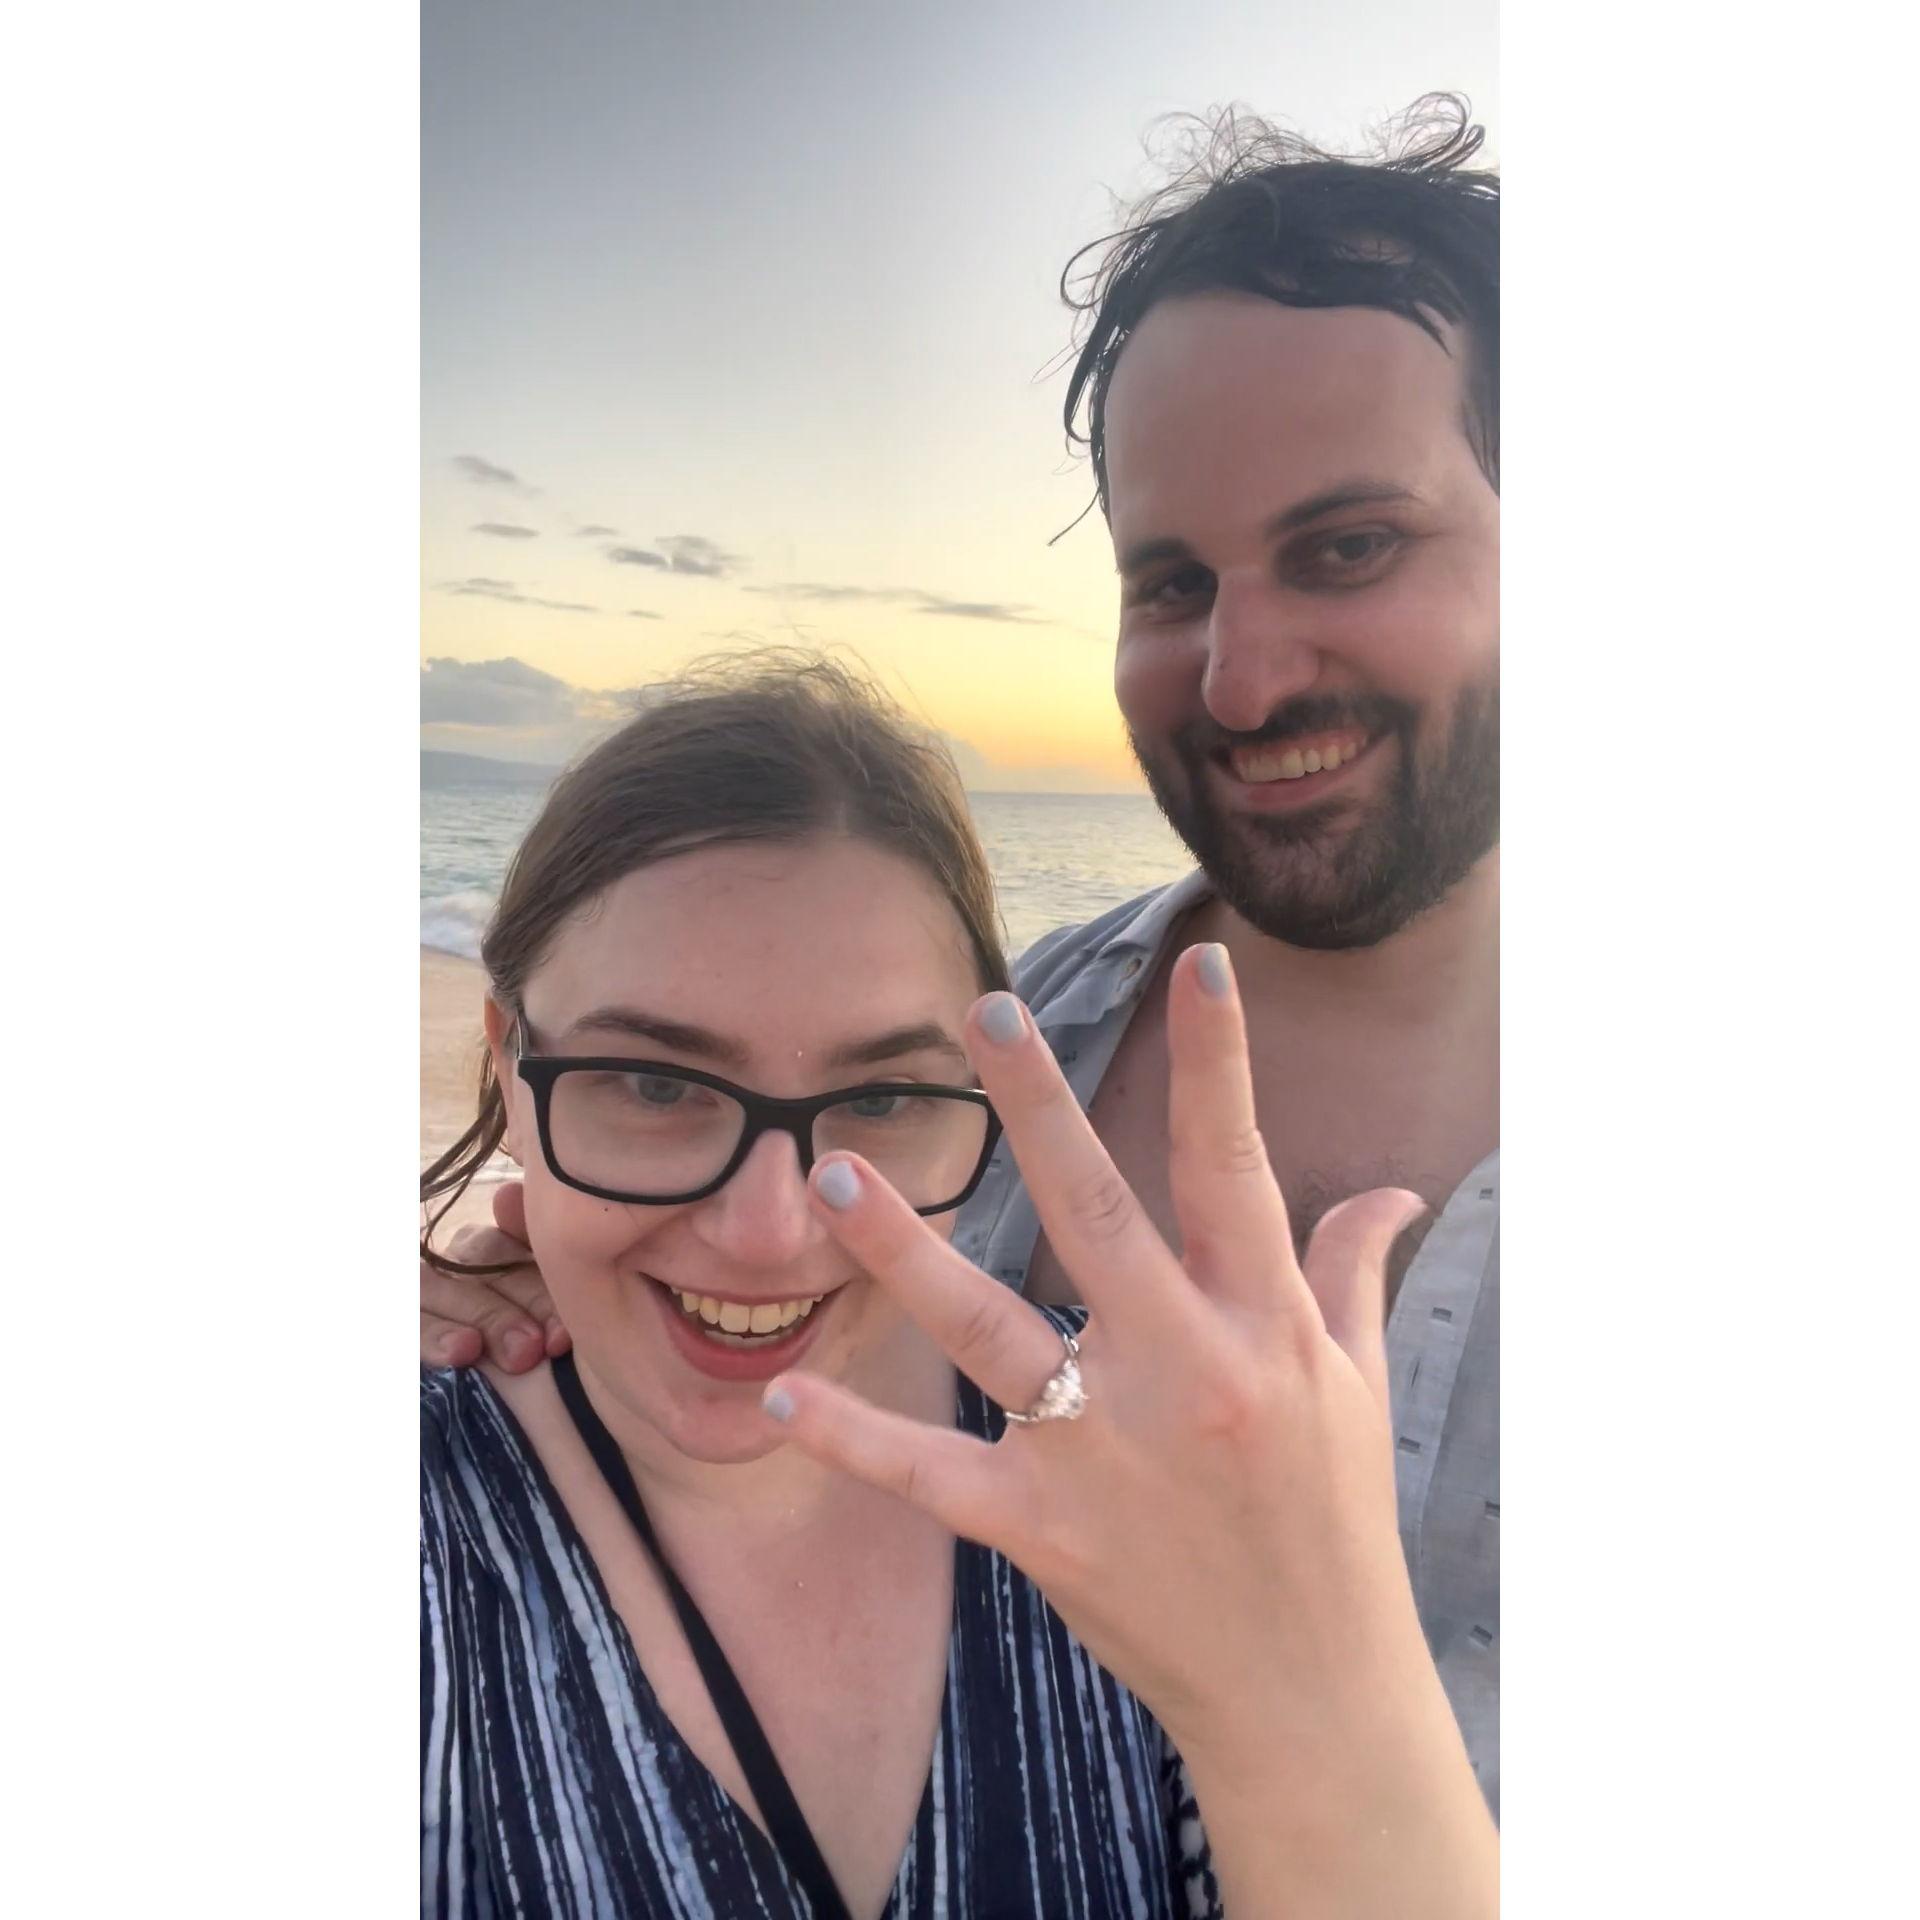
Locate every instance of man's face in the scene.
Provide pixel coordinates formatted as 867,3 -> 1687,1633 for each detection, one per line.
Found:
1104,293 -> 1499,950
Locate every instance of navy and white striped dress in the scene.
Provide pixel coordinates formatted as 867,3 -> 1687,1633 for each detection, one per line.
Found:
422,1313 -> 1220,1919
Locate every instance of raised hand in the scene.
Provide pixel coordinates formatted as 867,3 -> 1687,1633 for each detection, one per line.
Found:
765,944 -> 1495,1917
420,1181 -> 569,1370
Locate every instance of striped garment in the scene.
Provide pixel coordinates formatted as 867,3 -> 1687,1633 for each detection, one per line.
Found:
422,1311 -> 1221,1919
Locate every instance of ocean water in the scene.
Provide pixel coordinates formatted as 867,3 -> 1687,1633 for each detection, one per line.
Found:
422,785 -> 1194,966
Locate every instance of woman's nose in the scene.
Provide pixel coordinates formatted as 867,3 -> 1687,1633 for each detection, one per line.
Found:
688,1127 -> 819,1265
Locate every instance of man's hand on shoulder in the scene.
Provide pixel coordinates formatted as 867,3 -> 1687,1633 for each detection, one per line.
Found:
421,1181 -> 568,1372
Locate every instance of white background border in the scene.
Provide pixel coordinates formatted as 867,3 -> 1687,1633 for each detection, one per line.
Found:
5,1 -> 1916,1910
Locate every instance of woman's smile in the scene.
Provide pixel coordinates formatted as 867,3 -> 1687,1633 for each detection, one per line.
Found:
639,1267 -> 847,1383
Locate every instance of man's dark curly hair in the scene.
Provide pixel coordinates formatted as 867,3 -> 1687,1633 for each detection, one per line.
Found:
1060,92 -> 1499,511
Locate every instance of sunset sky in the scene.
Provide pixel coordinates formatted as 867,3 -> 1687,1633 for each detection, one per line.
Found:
422,0 -> 1498,790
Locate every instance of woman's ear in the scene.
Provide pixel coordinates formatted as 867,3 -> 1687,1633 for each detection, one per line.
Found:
481,994 -> 523,1165
482,991 -> 513,1061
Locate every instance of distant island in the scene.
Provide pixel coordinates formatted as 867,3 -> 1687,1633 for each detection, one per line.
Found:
422,750 -> 562,789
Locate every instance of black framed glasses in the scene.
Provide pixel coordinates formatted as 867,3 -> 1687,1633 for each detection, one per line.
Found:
512,1021 -> 1002,1216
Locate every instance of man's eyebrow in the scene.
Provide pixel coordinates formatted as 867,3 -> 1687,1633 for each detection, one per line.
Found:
1117,482 -> 1421,575
1116,534 -> 1195,577
1263,482 -> 1421,537
557,1008 -> 749,1067
824,1023 -> 970,1072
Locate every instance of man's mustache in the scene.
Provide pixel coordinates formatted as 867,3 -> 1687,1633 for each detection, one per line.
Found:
1164,693 -> 1416,760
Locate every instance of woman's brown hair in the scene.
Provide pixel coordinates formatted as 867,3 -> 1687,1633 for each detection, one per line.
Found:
421,648 -> 1010,1270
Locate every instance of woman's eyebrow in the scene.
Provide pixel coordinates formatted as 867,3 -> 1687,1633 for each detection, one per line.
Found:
558,1007 -> 749,1067
824,1023 -> 968,1071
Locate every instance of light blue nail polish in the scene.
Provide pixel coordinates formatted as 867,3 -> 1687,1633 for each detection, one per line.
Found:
1196,943 -> 1233,999
763,1385 -> 795,1423
817,1160 -> 862,1210
979,993 -> 1025,1045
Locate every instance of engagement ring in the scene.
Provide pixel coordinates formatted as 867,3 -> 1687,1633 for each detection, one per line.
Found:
1003,1330 -> 1087,1426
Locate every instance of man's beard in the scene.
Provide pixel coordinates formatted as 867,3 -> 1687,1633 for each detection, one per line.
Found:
1132,679 -> 1499,951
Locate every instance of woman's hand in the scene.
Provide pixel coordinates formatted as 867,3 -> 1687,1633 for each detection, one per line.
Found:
420,1182 -> 568,1370
765,944 -> 1495,1917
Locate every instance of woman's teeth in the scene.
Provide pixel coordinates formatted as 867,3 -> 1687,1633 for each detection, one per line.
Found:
1231,734 -> 1368,783
671,1287 -> 821,1344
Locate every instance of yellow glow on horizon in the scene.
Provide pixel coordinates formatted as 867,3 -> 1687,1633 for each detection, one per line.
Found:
422,564 -> 1142,789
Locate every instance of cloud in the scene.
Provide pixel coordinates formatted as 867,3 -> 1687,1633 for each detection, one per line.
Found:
421,656 -> 583,728
746,581 -> 891,605
420,656 -> 641,762
606,534 -> 746,578
915,594 -> 1043,623
656,534 -> 744,578
472,521 -> 539,539
438,577 -> 600,614
451,454 -> 523,487
627,609 -> 663,620
745,581 -> 1045,624
576,523 -> 619,537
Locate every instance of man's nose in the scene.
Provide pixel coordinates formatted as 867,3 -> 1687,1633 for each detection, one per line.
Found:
1200,575 -> 1321,734
689,1127 -> 818,1264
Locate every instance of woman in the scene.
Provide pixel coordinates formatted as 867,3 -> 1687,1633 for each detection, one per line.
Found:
422,652 -> 1494,1917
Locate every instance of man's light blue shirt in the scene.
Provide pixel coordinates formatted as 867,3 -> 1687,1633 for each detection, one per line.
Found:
955,870 -> 1500,1815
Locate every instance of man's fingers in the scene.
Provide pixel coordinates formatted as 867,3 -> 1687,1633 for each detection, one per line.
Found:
482,1263 -> 560,1334
419,1265 -> 548,1371
1301,1187 -> 1429,1412
438,1201 -> 569,1356
964,991 -> 1189,1333
491,1179 -> 529,1241
763,1371 -> 1005,1547
439,1224 -> 564,1345
422,1313 -> 484,1369
1164,944 -> 1303,1313
808,1155 -> 1080,1413
445,1223 -> 531,1270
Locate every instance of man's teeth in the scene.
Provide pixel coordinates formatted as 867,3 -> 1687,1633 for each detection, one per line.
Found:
671,1288 -> 821,1340
1232,736 -> 1367,783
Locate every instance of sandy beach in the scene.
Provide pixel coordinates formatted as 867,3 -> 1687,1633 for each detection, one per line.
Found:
421,947 -> 511,1245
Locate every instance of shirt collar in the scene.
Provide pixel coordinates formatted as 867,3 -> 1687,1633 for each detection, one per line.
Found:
1033,867 -> 1215,1035
1090,865 -> 1214,961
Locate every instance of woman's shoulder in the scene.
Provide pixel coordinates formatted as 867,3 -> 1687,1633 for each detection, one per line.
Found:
420,1364 -> 552,1543
421,1363 -> 498,1471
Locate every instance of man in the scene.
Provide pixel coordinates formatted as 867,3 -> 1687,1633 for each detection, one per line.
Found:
423,95 -> 1501,1811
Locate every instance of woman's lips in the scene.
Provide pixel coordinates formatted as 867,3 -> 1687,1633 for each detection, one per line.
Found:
640,1273 -> 839,1383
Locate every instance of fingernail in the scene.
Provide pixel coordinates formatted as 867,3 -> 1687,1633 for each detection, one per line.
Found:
979,993 -> 1025,1046
817,1160 -> 862,1210
1196,943 -> 1233,999
762,1384 -> 796,1423
503,1329 -> 537,1368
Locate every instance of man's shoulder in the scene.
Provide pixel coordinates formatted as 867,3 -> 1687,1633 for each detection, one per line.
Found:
1012,872 -> 1206,1013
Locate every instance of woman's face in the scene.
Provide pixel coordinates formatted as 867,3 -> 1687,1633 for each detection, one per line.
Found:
488,833 -> 988,1464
